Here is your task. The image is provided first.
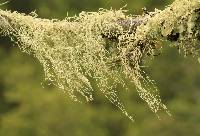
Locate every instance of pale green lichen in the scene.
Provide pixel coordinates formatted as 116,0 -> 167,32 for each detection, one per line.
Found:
135,0 -> 200,59
0,0 -> 200,121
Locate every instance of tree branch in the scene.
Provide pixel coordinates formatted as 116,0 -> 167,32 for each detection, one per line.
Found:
1,0 -> 200,48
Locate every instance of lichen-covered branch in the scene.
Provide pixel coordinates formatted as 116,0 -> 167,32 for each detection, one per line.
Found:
132,0 -> 200,58
0,0 -> 199,121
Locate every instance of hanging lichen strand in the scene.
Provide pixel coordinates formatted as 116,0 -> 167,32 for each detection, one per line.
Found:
0,0 -> 200,121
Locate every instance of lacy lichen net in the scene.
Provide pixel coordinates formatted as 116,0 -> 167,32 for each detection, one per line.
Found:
0,0 -> 200,121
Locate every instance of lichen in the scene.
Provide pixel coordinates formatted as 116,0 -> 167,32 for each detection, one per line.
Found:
0,0 -> 200,121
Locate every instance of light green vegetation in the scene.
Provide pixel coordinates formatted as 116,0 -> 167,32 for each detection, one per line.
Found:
0,0 -> 199,121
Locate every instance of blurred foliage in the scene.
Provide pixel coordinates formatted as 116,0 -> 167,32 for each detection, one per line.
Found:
0,0 -> 200,136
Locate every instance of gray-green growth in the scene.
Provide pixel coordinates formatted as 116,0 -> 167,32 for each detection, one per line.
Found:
0,0 -> 200,121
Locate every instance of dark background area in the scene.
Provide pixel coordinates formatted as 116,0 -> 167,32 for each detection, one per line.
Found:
0,0 -> 200,136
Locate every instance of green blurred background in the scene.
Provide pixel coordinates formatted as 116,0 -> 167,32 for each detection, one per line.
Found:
0,0 -> 200,136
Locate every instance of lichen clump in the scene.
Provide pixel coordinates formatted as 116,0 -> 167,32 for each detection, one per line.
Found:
1,0 -> 200,121
136,0 -> 200,60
